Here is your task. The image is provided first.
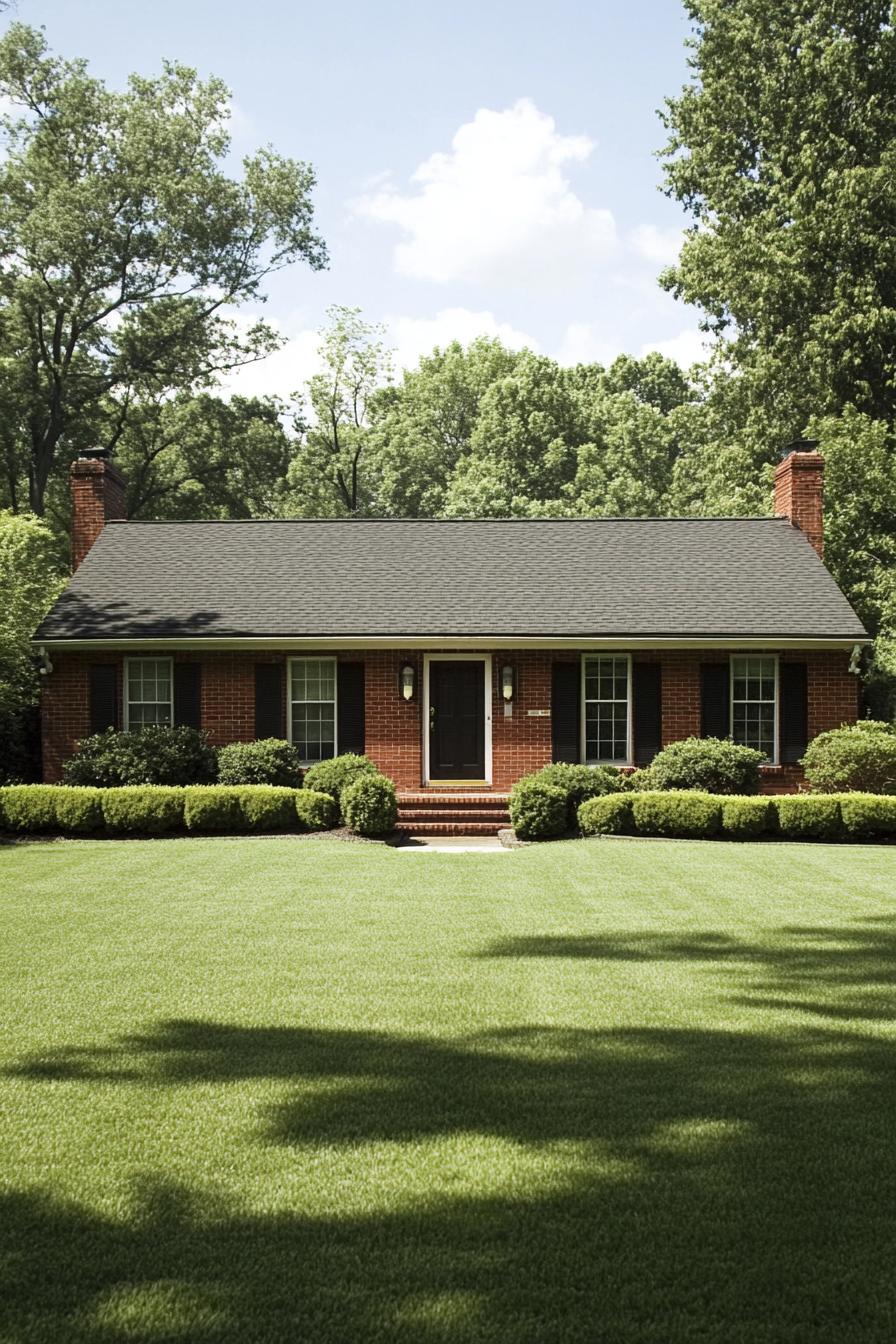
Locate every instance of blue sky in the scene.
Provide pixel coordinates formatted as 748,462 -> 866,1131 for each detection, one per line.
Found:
19,0 -> 703,393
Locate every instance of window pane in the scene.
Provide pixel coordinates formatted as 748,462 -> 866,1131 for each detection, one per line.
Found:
290,659 -> 337,763
731,657 -> 776,759
127,659 -> 172,729
583,657 -> 629,763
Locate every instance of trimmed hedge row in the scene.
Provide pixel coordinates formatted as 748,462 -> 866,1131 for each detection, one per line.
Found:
0,784 -> 337,836
577,791 -> 896,842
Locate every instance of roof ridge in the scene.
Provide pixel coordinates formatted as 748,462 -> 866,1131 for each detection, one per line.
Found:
106,515 -> 788,525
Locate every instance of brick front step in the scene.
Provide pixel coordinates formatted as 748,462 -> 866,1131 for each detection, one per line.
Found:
398,808 -> 510,824
398,820 -> 508,836
396,790 -> 511,836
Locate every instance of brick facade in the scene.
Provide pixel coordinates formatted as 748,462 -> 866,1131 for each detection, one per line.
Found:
41,646 -> 860,791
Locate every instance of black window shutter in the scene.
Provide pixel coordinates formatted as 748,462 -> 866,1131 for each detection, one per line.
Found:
632,662 -> 662,764
337,662 -> 365,755
551,662 -> 581,763
89,664 -> 119,734
779,662 -> 808,764
173,663 -> 202,729
700,663 -> 730,739
254,663 -> 284,739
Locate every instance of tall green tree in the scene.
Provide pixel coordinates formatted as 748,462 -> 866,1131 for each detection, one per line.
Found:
0,23 -> 326,518
0,511 -> 64,780
660,1 -> 896,441
285,307 -> 391,515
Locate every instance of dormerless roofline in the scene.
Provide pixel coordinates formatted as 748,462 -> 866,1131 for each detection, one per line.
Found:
34,634 -> 870,651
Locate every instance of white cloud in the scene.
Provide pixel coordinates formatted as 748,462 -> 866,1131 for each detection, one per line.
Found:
386,307 -> 537,370
555,322 -> 619,368
640,327 -> 709,369
630,223 -> 683,268
217,316 -> 322,402
356,98 -> 617,290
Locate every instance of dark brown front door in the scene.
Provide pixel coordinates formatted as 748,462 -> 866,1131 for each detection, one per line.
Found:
429,660 -> 485,780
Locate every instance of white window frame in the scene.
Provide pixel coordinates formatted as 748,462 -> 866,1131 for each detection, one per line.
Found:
123,656 -> 174,731
581,653 -> 633,767
288,656 -> 339,766
730,653 -> 779,765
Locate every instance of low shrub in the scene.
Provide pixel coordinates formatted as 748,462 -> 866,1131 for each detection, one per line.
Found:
530,763 -> 623,828
508,778 -> 567,840
648,737 -> 765,794
102,786 -> 185,834
623,767 -> 655,791
236,786 -> 297,832
217,739 -> 302,787
53,787 -> 104,833
342,774 -> 397,836
835,794 -> 896,840
303,754 -> 380,820
774,795 -> 841,841
0,784 -> 60,832
631,791 -> 722,838
578,794 -> 633,836
720,796 -> 774,840
801,721 -> 896,795
63,726 -> 217,787
184,786 -> 244,832
295,789 -> 338,832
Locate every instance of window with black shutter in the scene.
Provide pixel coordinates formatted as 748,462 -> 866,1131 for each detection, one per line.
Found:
551,662 -> 580,763
632,662 -> 662,764
779,662 -> 808,764
89,664 -> 119,734
700,663 -> 730,739
173,663 -> 202,729
254,663 -> 284,739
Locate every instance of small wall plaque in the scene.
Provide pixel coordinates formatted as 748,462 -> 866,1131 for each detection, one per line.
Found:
527,709 -> 551,717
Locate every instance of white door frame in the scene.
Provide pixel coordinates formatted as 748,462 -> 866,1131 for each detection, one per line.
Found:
422,653 -> 492,785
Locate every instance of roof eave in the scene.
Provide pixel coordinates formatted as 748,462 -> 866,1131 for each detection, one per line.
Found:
32,633 -> 872,652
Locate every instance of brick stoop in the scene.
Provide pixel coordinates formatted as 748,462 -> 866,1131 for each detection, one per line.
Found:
396,791 -> 511,836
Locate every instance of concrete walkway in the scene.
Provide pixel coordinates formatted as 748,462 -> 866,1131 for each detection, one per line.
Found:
398,835 -> 510,853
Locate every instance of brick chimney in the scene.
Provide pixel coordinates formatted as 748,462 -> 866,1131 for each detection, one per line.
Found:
70,448 -> 126,570
773,437 -> 824,558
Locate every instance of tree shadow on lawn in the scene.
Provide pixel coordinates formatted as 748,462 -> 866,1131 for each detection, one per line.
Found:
3,920 -> 896,1342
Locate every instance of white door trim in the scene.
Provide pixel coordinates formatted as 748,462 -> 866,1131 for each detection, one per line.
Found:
423,653 -> 492,785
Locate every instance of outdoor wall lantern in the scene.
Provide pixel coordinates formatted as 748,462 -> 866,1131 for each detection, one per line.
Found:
501,663 -> 516,702
400,663 -> 416,701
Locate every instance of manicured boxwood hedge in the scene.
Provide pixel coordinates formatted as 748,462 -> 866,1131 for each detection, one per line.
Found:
576,791 -> 896,843
0,784 -> 340,837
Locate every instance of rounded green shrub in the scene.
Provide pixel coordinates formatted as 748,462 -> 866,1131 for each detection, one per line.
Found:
236,786 -> 298,831
508,778 -> 567,840
0,784 -> 60,832
648,737 -> 764,794
295,789 -> 338,832
303,754 -> 379,820
530,763 -> 623,828
835,794 -> 896,840
217,739 -> 302,787
631,791 -> 722,838
578,793 -> 633,836
623,767 -> 655,791
101,786 -> 185,834
342,774 -> 397,836
184,786 -> 244,832
720,796 -> 774,839
774,795 -> 842,841
54,787 -> 104,833
801,721 -> 896,795
63,726 -> 217,787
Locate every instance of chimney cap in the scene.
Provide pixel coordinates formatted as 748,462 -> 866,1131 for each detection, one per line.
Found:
779,436 -> 820,460
78,446 -> 112,462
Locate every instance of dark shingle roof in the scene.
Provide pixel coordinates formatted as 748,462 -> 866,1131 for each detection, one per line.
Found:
34,517 -> 868,643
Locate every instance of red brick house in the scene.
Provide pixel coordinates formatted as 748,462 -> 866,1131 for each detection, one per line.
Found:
34,441 -> 868,830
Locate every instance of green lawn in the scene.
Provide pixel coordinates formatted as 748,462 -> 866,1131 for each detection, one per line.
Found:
1,836 -> 895,1343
